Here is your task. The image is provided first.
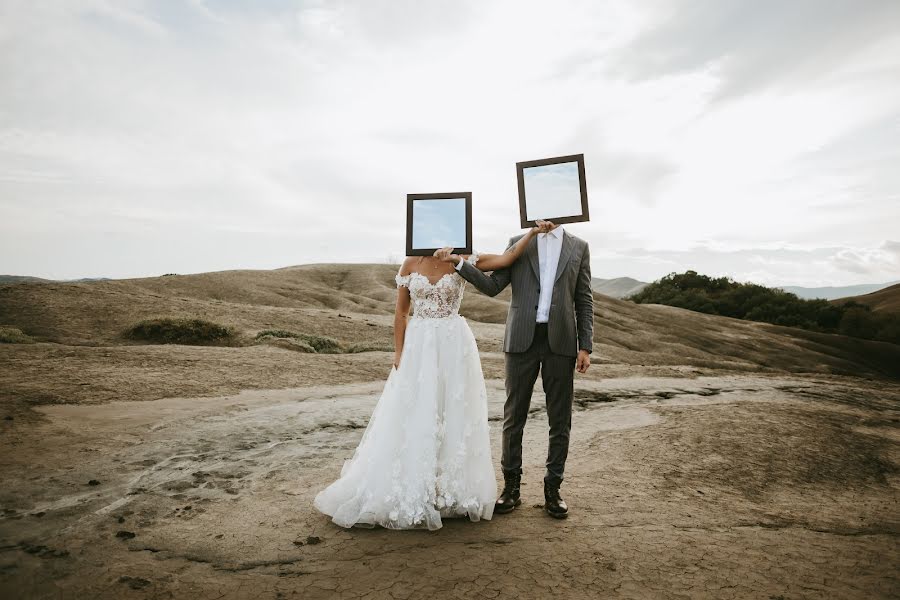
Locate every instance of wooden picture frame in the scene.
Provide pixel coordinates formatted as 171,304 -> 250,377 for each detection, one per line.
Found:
405,192 -> 473,257
516,153 -> 589,228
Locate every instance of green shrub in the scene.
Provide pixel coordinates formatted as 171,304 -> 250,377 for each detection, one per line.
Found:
873,313 -> 900,344
254,329 -> 343,353
838,306 -> 879,339
261,337 -> 316,353
838,307 -> 900,344
345,342 -> 394,353
630,271 -> 900,344
0,326 -> 35,344
125,318 -> 234,345
255,329 -> 296,339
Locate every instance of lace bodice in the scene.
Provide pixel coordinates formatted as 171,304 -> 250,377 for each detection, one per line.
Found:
396,254 -> 479,319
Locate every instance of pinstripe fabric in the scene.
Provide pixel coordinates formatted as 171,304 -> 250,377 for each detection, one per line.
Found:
458,230 -> 593,357
502,322 -> 575,483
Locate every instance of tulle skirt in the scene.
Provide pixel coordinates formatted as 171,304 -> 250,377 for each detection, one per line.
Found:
314,314 -> 496,530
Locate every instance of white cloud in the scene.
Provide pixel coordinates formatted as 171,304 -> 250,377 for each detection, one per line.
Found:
1,0 -> 898,286
828,241 -> 900,275
594,241 -> 900,287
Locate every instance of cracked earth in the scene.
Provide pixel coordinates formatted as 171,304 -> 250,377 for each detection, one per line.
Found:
1,373 -> 898,599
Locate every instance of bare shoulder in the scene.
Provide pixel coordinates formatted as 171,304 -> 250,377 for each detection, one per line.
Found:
399,256 -> 418,276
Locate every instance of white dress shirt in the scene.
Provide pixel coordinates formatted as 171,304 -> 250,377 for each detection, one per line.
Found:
455,225 -> 565,323
536,225 -> 564,322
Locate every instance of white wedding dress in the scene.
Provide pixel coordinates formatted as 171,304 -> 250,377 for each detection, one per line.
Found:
314,255 -> 496,530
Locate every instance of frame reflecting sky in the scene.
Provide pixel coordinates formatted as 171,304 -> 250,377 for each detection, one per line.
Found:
523,161 -> 583,221
411,198 -> 467,249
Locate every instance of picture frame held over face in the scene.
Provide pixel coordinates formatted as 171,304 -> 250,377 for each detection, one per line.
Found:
406,192 -> 473,257
516,153 -> 589,229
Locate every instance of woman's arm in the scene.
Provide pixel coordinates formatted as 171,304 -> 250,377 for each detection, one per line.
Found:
393,287 -> 411,368
435,220 -> 553,271
393,258 -> 415,368
474,223 -> 541,271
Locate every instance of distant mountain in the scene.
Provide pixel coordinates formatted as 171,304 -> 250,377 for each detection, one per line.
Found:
591,277 -> 648,299
0,275 -> 52,284
831,283 -> 900,313
776,281 -> 900,300
0,275 -> 110,285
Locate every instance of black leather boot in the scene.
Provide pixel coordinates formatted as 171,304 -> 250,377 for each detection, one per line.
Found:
544,481 -> 568,519
494,472 -> 522,514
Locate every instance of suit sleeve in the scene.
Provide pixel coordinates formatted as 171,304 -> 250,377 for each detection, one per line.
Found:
456,237 -> 515,297
575,242 -> 594,354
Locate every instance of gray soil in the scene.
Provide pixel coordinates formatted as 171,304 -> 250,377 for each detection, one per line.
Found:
1,265 -> 898,598
2,370 -> 898,599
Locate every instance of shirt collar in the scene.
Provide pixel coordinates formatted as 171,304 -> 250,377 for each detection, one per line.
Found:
540,225 -> 565,240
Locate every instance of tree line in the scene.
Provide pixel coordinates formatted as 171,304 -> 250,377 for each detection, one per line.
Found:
627,271 -> 899,345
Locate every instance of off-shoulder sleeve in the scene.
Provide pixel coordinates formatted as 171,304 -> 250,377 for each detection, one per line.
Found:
395,272 -> 411,288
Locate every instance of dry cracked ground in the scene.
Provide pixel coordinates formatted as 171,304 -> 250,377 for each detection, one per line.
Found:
2,367 -> 899,599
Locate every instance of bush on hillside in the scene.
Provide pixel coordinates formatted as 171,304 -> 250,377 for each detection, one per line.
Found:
345,342 -> 394,353
254,329 -> 343,353
254,330 -> 392,354
124,318 -> 234,345
838,306 -> 900,344
629,271 -> 900,344
0,326 -> 35,344
259,337 -> 316,353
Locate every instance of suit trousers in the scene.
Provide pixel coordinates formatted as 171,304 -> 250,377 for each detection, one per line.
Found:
502,322 -> 576,487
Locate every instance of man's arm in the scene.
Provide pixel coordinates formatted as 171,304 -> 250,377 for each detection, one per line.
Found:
454,237 -> 516,297
574,243 -> 594,354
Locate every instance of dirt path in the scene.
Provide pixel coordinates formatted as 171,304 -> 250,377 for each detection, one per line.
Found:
1,374 -> 898,599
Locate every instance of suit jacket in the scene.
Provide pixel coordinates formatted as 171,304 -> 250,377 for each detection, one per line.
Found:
458,230 -> 593,357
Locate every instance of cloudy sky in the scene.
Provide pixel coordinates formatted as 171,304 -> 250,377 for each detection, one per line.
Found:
2,0 -> 898,286
523,161 -> 583,221
411,197 -> 467,249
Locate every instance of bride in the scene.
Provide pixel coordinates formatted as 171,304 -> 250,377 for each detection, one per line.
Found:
313,220 -> 553,530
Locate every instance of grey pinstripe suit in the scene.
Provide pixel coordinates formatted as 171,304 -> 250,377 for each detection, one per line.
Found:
458,229 -> 593,486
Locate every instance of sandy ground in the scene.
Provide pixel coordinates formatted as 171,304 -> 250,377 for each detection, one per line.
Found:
2,265 -> 899,598
2,367 -> 898,599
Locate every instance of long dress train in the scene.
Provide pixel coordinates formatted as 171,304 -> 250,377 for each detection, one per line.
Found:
313,255 -> 496,530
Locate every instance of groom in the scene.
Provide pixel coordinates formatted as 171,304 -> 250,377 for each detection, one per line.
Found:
449,222 -> 593,518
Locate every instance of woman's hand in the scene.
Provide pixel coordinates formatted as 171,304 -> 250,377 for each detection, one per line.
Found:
433,247 -> 461,264
393,353 -> 401,369
531,219 -> 554,235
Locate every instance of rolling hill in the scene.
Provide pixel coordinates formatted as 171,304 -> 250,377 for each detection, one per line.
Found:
591,276 -> 648,298
0,275 -> 111,284
0,275 -> 52,284
2,264 -> 898,380
832,282 -> 900,313
777,280 -> 900,300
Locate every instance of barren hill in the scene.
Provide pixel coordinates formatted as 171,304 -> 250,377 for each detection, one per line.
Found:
2,264 -> 897,380
591,276 -> 648,298
832,282 -> 900,313
780,280 -> 900,300
0,275 -> 51,284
